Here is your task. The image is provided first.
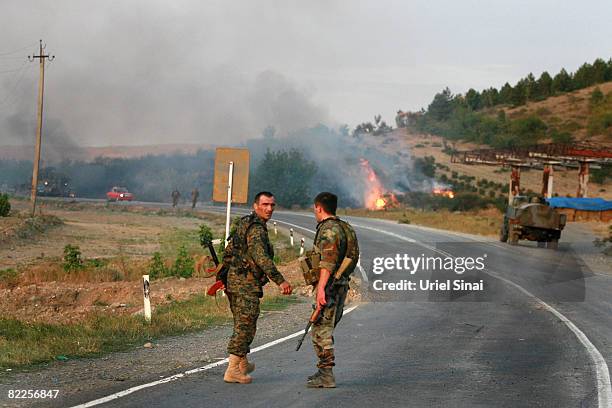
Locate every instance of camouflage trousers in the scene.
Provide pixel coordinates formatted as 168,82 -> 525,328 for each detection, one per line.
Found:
311,285 -> 347,368
227,292 -> 260,357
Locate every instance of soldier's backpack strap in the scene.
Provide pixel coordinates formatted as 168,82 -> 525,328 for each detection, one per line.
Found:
234,213 -> 269,277
316,217 -> 359,281
332,217 -> 359,281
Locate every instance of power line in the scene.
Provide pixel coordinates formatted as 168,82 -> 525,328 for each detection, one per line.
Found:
0,62 -> 32,107
0,61 -> 27,74
0,41 -> 38,57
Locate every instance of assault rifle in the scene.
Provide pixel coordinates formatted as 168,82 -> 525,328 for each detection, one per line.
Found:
296,305 -> 323,351
201,235 -> 227,296
295,257 -> 354,351
296,281 -> 339,351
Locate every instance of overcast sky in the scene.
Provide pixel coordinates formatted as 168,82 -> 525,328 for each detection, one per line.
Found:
0,0 -> 611,147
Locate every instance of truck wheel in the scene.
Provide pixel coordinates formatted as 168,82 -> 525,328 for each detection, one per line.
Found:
547,240 -> 558,250
508,226 -> 519,245
500,226 -> 508,243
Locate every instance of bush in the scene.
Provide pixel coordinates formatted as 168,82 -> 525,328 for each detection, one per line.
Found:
149,252 -> 168,280
63,245 -> 84,272
592,165 -> 612,184
172,245 -> 194,278
0,194 -> 10,217
198,224 -> 214,247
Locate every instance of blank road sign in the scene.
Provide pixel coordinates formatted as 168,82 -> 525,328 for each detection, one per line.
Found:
213,147 -> 250,203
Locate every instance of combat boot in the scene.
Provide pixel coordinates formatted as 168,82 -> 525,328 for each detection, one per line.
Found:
223,354 -> 252,384
306,368 -> 336,388
239,355 -> 255,374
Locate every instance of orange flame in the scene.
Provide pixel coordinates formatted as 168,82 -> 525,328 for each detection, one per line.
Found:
360,158 -> 386,210
432,188 -> 455,198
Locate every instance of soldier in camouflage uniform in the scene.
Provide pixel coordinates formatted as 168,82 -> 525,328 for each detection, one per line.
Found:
223,191 -> 293,384
171,188 -> 180,207
307,192 -> 358,388
190,188 -> 199,209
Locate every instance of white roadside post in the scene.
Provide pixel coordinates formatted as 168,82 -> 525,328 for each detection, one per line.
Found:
224,161 -> 234,248
273,221 -> 277,236
300,237 -> 305,256
143,275 -> 151,323
290,228 -> 294,246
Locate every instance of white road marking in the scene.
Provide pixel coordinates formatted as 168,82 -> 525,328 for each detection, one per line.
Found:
69,306 -> 358,408
271,219 -> 315,235
484,269 -> 612,408
351,223 -> 416,243
354,224 -> 612,408
357,256 -> 368,282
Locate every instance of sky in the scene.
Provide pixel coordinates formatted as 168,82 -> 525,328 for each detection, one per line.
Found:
0,0 -> 611,148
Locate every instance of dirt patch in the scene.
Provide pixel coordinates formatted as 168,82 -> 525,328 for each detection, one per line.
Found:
0,201 -> 225,270
0,253 -> 307,325
0,213 -> 62,246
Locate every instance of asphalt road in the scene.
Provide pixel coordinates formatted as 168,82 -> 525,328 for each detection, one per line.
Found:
35,200 -> 612,407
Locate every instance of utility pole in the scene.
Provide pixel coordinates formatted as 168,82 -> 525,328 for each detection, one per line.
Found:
28,40 -> 54,217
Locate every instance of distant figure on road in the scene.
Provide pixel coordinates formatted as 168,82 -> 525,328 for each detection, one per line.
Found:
191,188 -> 199,209
171,188 -> 180,207
305,192 -> 359,388
222,191 -> 293,384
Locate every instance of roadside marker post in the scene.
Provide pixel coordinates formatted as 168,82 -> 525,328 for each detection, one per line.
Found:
142,275 -> 151,322
300,237 -> 305,255
290,228 -> 294,246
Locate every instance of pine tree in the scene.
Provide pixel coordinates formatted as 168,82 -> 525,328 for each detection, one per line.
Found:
537,71 -> 553,99
552,69 -> 572,93
499,83 -> 513,104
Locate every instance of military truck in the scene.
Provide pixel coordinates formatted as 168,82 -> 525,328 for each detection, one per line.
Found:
500,196 -> 566,249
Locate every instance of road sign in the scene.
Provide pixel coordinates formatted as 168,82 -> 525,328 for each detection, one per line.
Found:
213,148 -> 250,204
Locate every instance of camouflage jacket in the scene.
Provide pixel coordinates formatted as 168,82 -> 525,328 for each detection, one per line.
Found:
226,212 -> 286,296
314,216 -> 349,284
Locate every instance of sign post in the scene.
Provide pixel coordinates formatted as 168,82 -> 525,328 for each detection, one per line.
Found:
224,162 -> 234,247
213,148 -> 250,246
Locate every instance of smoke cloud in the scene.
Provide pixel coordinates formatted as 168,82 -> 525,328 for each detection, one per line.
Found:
0,1 -> 331,154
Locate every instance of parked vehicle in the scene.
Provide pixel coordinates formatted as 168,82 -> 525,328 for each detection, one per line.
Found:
106,186 -> 134,202
500,196 -> 566,249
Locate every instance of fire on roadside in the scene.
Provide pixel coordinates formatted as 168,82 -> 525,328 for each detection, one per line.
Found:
432,187 -> 455,199
359,158 -> 400,210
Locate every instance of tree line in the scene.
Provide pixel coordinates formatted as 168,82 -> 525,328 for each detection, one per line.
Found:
461,57 -> 612,110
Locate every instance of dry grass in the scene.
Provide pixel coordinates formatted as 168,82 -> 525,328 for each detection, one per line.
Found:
342,207 -> 502,237
0,293 -> 300,369
502,81 -> 612,142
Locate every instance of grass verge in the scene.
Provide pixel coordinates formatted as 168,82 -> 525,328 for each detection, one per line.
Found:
341,207 -> 502,237
0,293 -> 300,369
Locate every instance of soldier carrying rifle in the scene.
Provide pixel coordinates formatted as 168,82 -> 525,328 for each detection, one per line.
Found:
221,191 -> 293,384
298,192 -> 359,388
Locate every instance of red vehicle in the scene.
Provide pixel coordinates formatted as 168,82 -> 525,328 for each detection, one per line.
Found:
106,186 -> 134,202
